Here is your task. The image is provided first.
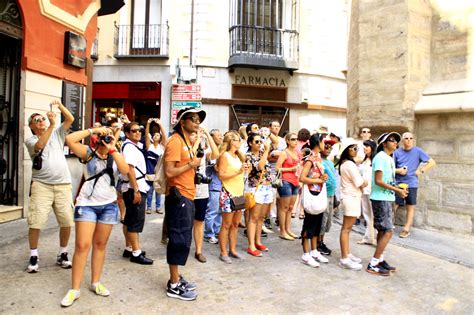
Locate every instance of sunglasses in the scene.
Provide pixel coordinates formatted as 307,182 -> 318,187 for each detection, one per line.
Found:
186,116 -> 201,123
289,138 -> 298,141
404,137 -> 413,140
232,138 -> 240,142
130,129 -> 141,133
254,140 -> 262,144
349,146 -> 358,151
387,138 -> 398,143
33,116 -> 46,123
362,130 -> 371,134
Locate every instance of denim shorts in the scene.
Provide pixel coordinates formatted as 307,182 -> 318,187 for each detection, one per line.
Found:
395,188 -> 417,206
371,200 -> 394,232
277,181 -> 299,197
247,184 -> 274,204
74,203 -> 119,225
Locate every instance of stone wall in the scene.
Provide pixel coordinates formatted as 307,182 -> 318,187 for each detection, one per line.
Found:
396,113 -> 474,235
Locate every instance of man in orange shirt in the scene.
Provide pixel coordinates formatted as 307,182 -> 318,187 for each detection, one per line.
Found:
164,107 -> 205,301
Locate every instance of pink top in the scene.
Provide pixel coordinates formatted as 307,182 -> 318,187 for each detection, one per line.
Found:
282,150 -> 301,186
340,160 -> 364,198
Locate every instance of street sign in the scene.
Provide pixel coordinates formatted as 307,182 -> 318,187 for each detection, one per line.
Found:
171,92 -> 202,101
172,84 -> 201,93
172,101 -> 202,108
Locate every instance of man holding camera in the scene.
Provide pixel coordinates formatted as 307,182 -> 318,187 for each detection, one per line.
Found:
120,122 -> 153,265
24,100 -> 75,273
163,107 -> 206,301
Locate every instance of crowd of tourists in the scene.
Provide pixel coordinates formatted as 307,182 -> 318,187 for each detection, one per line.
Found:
24,102 -> 435,306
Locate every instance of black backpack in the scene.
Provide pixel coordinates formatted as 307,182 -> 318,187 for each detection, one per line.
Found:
78,150 -> 115,198
122,142 -> 160,185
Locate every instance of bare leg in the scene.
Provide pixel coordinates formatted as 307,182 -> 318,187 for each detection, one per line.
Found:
91,223 -> 114,284
193,220 -> 204,255
286,195 -> 297,235
219,213 -> 233,256
59,226 -> 71,248
127,232 -> 140,251
404,205 -> 416,232
229,211 -> 242,254
374,230 -> 393,258
256,204 -> 271,246
340,216 -> 357,259
28,228 -> 40,249
169,265 -> 179,284
71,222 -> 95,289
278,197 -> 290,236
247,204 -> 262,251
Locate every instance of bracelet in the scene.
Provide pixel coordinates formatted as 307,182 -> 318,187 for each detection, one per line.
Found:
88,128 -> 93,136
109,149 -> 117,155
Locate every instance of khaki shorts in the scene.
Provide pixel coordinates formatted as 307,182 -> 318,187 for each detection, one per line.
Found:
28,181 -> 74,229
341,195 -> 362,218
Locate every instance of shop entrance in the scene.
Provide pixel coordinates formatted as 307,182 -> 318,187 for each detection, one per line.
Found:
133,100 -> 160,126
230,105 -> 289,136
0,8 -> 22,205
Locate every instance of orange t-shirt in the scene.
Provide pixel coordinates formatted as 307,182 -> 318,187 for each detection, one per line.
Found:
164,133 -> 196,200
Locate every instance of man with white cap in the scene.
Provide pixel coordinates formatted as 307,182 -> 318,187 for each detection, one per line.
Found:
367,132 -> 408,276
163,107 -> 205,300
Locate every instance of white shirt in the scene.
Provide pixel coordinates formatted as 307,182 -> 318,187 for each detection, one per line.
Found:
120,139 -> 149,193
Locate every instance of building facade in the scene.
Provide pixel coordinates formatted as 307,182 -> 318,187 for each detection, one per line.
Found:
93,0 -> 349,136
348,0 -> 474,235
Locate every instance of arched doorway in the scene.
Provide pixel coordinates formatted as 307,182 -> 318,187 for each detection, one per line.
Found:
0,0 -> 22,205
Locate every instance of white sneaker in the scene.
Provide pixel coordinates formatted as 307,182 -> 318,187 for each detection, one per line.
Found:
311,250 -> 329,263
348,253 -> 362,263
301,254 -> 320,268
90,283 -> 110,297
27,256 -> 39,273
339,258 -> 362,271
61,289 -> 80,307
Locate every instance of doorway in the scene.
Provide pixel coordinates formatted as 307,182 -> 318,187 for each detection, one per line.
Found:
230,105 -> 289,136
133,100 -> 160,126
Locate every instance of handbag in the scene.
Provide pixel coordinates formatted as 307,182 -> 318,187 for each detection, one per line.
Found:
32,150 -> 44,170
230,195 -> 246,211
271,170 -> 282,188
245,171 -> 264,209
302,183 -> 328,215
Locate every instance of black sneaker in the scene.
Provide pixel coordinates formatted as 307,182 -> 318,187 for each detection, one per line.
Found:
264,218 -> 272,230
243,229 -> 247,237
27,256 -> 39,273
56,252 -> 72,269
317,242 -> 332,256
123,249 -> 146,258
130,252 -> 153,265
166,281 -> 197,301
261,230 -> 267,237
274,218 -> 279,227
379,260 -> 397,272
366,263 -> 390,276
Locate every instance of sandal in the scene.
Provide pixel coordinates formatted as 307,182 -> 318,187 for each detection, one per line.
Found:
279,234 -> 295,241
399,230 -> 411,238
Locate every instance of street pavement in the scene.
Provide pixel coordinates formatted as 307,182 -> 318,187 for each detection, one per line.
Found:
0,211 -> 473,314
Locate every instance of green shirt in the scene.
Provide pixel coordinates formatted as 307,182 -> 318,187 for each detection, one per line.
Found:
370,151 -> 396,201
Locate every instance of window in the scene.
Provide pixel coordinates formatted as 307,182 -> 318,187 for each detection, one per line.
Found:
131,0 -> 162,50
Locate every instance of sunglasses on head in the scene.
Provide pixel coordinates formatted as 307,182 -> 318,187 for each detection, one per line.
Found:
130,129 -> 141,133
34,116 -> 46,123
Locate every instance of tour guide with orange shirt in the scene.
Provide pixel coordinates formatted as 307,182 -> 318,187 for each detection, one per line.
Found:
163,107 -> 206,301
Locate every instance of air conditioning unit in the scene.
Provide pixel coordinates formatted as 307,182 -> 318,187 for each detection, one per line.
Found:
180,66 -> 197,81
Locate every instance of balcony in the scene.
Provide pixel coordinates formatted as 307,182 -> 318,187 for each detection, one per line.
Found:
114,23 -> 169,58
229,25 -> 299,72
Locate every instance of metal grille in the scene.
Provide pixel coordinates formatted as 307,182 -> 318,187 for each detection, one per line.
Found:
114,23 -> 169,57
0,33 -> 20,205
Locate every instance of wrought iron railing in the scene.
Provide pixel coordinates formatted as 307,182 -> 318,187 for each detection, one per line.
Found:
114,22 -> 169,58
229,25 -> 299,69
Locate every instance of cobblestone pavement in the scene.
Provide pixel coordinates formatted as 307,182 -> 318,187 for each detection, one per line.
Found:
0,213 -> 472,314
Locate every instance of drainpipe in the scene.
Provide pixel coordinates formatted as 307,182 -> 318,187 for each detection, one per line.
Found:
190,0 -> 194,66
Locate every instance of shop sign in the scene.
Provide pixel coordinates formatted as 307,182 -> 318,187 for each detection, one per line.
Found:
61,81 -> 84,131
172,92 -> 202,101
172,101 -> 202,108
234,75 -> 286,87
172,84 -> 201,93
64,31 -> 86,69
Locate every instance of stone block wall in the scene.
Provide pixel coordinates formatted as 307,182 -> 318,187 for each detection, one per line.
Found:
407,113 -> 474,235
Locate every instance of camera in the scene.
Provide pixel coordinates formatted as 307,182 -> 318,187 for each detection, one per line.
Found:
32,153 -> 43,170
195,171 -> 212,185
196,146 -> 205,158
100,135 -> 113,144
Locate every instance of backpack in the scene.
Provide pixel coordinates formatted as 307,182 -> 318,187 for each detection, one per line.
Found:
76,150 -> 115,199
153,155 -> 167,194
122,141 -> 160,185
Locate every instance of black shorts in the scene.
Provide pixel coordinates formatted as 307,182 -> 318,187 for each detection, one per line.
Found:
194,198 -> 208,222
395,188 -> 418,206
123,189 -> 146,233
165,187 -> 195,266
301,211 -> 324,240
371,200 -> 394,232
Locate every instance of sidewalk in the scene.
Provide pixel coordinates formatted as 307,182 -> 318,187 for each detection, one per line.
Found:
0,213 -> 472,313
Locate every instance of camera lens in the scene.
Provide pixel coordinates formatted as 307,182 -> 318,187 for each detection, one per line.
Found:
100,135 -> 112,144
